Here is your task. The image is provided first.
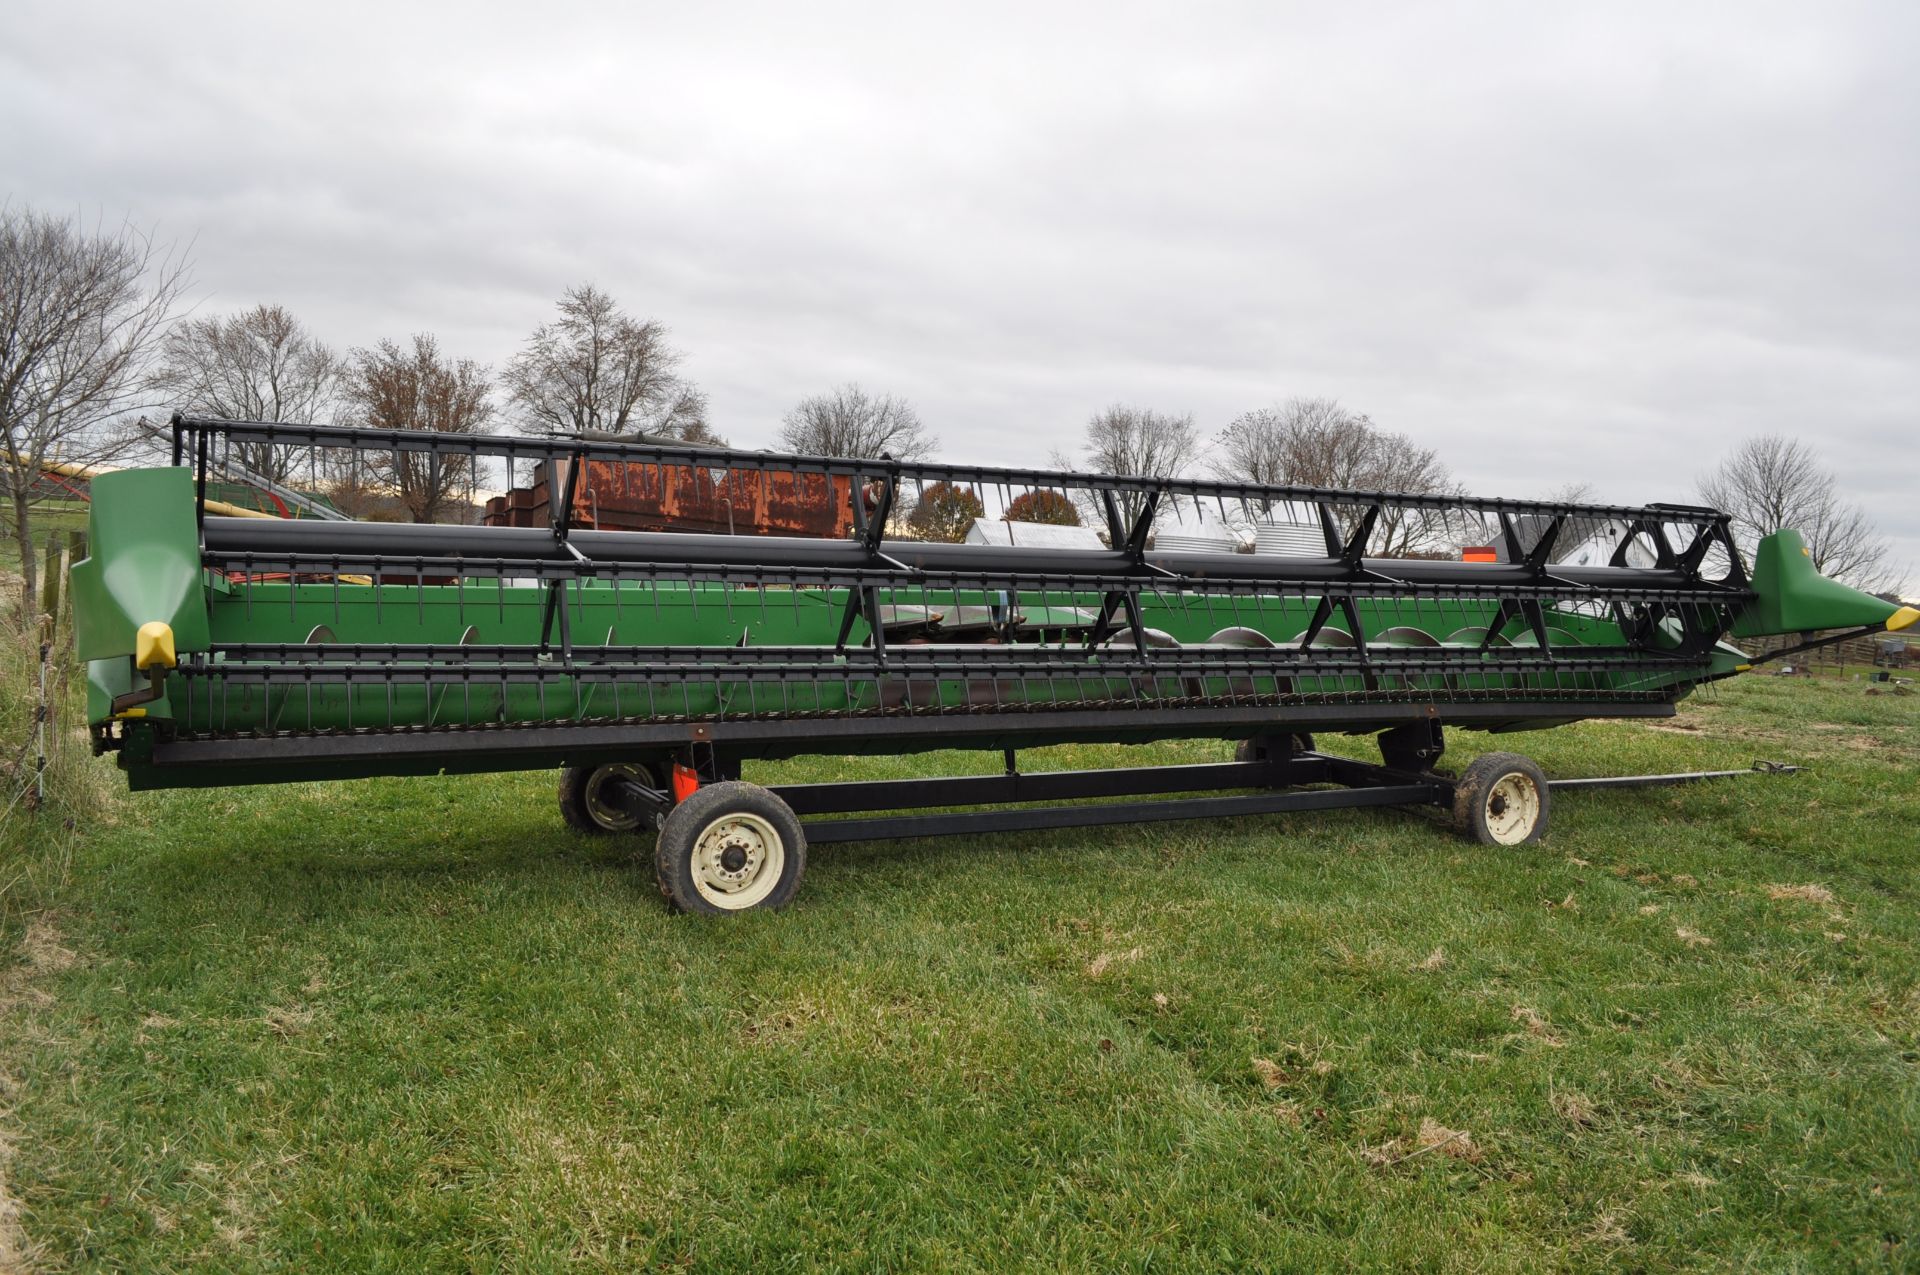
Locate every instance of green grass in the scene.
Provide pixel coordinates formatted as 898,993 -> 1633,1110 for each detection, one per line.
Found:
2,673 -> 1916,1270
1,499 -> 90,567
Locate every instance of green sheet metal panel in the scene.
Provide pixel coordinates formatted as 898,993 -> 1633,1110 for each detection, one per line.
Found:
1732,529 -> 1906,637
70,468 -> 211,665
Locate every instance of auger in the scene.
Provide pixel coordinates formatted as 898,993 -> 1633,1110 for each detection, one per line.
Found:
69,416 -> 1915,913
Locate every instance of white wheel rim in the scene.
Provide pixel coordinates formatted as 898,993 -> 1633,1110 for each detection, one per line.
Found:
1483,772 -> 1542,845
584,765 -> 647,831
691,811 -> 786,910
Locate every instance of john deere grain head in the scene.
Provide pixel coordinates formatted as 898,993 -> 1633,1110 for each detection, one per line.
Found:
69,415 -> 1906,911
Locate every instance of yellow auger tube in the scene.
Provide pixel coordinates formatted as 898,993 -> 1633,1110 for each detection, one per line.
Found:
10,451 -> 277,519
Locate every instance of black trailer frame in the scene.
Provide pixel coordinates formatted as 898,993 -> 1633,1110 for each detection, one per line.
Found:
593,727 -> 1797,846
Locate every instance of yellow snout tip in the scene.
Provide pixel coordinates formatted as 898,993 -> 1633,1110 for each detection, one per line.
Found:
135,621 -> 176,670
1888,606 -> 1919,633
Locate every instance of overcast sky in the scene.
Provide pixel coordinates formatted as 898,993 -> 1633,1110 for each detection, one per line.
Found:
5,1 -> 1916,589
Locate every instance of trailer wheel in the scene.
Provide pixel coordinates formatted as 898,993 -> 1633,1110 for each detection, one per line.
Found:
1236,733 -> 1314,763
559,763 -> 665,835
1453,752 -> 1549,846
655,781 -> 807,914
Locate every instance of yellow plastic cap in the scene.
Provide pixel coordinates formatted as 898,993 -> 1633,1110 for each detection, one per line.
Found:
1888,606 -> 1919,633
135,621 -> 176,670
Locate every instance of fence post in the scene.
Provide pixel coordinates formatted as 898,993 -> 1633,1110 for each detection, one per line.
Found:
40,538 -> 61,635
30,624 -> 51,813
55,529 -> 83,670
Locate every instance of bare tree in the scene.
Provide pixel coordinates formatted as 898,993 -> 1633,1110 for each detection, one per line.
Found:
1054,405 -> 1199,525
1078,405 -> 1201,479
778,384 -> 936,460
674,413 -> 729,448
1211,398 -> 1458,555
0,207 -> 190,604
1213,397 -> 1452,493
148,303 -> 341,481
503,284 -> 701,437
342,334 -> 493,523
1699,434 -> 1894,589
652,385 -> 723,444
1211,397 -> 1344,488
1541,480 -> 1597,505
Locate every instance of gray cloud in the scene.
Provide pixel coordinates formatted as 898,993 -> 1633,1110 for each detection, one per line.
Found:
5,0 -> 1915,588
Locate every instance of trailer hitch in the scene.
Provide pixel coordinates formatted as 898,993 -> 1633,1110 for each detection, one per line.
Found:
1545,761 -> 1802,791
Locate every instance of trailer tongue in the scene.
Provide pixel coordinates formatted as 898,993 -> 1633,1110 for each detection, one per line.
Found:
71,415 -> 1914,912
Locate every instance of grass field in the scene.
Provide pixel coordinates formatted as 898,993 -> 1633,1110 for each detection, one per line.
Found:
0,501 -> 91,568
2,665 -> 1916,1270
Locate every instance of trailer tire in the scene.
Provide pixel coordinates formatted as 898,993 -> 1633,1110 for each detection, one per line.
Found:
1236,733 -> 1314,763
655,781 -> 807,915
1454,752 -> 1549,846
559,763 -> 666,835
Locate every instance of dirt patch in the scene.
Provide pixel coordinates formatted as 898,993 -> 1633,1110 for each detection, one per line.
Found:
262,1006 -> 316,1038
1767,883 -> 1837,904
18,919 -> 73,979
1553,1091 -> 1598,1127
1807,724 -> 1893,750
1412,947 -> 1447,972
1364,1117 -> 1485,1167
1674,927 -> 1713,949
1511,1005 -> 1565,1046
1251,1058 -> 1288,1090
135,1013 -> 179,1045
1085,946 -> 1143,978
1416,1119 -> 1483,1163
738,997 -> 830,1045
1657,714 -> 1808,752
1586,1208 -> 1632,1247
